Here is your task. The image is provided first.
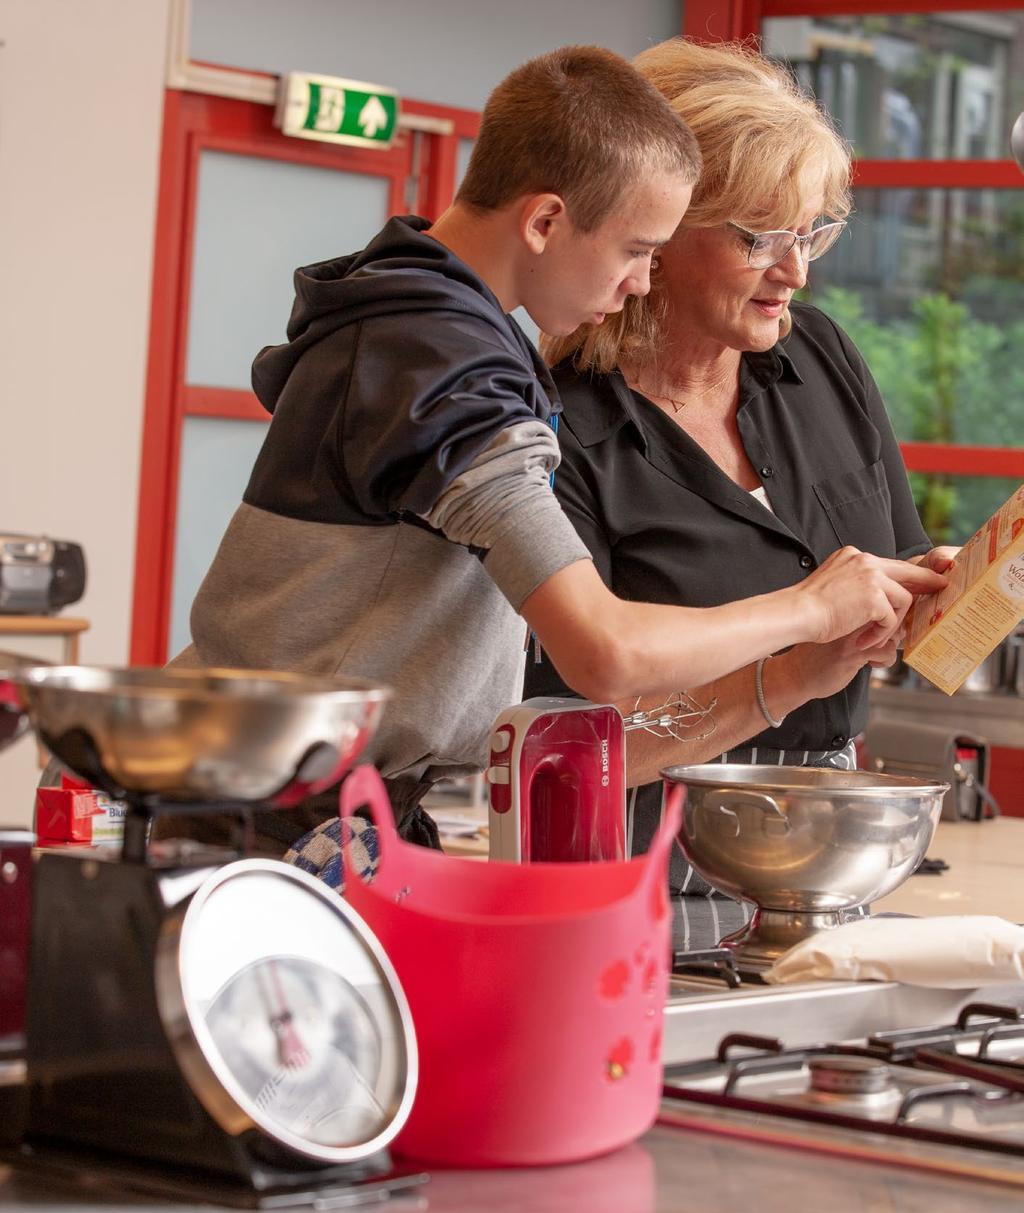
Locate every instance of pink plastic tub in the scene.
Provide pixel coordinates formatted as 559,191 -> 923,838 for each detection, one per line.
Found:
338,765 -> 680,1167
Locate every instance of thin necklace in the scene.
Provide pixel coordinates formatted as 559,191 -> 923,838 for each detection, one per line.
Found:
635,365 -> 736,413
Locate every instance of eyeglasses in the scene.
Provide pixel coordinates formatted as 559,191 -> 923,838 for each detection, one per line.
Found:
727,220 -> 847,270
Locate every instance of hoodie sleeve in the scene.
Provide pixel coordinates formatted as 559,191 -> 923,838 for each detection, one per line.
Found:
416,421 -> 592,611
340,314 -> 559,518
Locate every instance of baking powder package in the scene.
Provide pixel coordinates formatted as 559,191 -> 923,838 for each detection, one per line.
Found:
903,484 -> 1024,695
34,774 -> 127,846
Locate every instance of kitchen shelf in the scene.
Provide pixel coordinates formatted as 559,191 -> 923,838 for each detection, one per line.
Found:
868,681 -> 1024,749
0,616 -> 88,664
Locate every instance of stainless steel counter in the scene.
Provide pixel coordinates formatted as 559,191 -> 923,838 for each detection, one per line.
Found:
4,1121 -> 1024,1213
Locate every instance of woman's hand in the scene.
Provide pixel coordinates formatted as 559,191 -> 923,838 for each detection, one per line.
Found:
767,632 -> 898,709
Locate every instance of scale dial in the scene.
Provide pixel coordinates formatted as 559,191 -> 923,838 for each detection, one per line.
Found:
156,859 -> 417,1164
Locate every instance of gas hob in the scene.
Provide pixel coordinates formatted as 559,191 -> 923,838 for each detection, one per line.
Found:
663,924 -> 1024,1187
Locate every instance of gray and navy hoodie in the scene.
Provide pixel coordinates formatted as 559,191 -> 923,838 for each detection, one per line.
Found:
172,216 -> 590,786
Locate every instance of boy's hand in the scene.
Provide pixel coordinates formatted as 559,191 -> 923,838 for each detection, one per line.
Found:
796,547 -> 948,648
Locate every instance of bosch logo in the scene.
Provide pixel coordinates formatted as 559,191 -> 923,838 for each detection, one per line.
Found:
601,738 -> 610,787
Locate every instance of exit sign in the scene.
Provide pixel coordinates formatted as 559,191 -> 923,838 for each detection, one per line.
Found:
275,72 -> 399,149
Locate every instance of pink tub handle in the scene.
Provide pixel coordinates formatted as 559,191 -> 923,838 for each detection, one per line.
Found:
337,764 -> 398,884
641,786 -> 682,896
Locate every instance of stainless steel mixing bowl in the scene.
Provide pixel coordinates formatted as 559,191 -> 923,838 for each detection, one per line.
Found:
661,764 -> 948,968
9,664 -> 391,805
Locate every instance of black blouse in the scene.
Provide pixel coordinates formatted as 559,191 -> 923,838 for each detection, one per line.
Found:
525,302 -> 931,752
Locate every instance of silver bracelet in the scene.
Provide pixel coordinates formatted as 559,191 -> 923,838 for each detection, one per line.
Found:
755,656 -> 786,729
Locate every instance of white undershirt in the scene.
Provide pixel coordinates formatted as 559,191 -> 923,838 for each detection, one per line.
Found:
750,484 -> 775,514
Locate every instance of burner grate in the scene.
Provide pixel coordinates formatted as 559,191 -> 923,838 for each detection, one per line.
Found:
868,1002 -> 1024,1063
662,1017 -> 1024,1161
671,948 -> 752,988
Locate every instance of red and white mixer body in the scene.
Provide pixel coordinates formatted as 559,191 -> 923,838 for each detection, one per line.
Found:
487,698 -> 627,863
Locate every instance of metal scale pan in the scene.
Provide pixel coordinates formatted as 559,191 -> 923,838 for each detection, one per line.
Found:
0,657 -> 426,1208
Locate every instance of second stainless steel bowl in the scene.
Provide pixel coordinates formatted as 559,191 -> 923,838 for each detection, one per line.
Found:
661,764 -> 947,966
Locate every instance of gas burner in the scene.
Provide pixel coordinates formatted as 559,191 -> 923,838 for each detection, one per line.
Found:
667,1033 -> 886,1087
798,1055 -> 903,1119
809,1055 -> 893,1095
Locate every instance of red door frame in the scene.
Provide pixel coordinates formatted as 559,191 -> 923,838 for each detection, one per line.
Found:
683,0 -> 1024,482
131,88 -> 478,665
685,0 -> 1024,38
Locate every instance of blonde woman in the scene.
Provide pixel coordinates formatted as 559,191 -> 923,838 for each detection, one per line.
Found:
525,39 -> 955,892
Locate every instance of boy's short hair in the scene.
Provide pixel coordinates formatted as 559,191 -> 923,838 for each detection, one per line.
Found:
457,45 -> 702,233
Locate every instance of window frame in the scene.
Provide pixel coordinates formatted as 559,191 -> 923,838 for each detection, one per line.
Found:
683,0 -> 1024,484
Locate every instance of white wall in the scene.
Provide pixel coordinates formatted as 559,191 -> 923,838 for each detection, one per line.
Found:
190,0 -> 681,110
0,0 -> 170,822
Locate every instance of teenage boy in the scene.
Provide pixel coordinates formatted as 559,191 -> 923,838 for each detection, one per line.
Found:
170,45 -> 944,850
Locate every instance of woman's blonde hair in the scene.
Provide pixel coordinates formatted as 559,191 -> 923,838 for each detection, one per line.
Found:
544,38 -> 853,372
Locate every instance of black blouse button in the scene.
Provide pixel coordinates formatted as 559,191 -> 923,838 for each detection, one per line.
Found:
760,465 -> 774,478
831,735 -> 846,749
799,554 -> 814,569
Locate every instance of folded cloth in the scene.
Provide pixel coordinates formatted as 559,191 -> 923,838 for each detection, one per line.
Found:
284,815 -> 379,893
764,915 -> 1024,988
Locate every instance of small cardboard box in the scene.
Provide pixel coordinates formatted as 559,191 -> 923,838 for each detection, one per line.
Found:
35,774 -> 127,846
904,484 -> 1024,695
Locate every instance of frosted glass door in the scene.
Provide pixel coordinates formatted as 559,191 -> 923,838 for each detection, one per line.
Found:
168,150 -> 392,657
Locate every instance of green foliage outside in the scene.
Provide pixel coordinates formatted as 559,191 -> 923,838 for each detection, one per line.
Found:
807,284 -> 1024,545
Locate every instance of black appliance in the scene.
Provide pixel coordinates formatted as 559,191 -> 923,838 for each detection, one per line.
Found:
0,533 -> 86,614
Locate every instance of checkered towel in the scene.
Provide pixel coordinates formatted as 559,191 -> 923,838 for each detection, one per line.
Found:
284,816 -> 379,892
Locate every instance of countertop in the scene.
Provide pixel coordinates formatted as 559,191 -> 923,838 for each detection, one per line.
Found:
878,818 -> 1024,919
5,1120 -> 1024,1213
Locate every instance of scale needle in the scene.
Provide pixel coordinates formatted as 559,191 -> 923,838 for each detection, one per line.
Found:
260,960 -> 311,1071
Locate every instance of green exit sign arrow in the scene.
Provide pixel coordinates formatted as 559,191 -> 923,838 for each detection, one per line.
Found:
275,72 -> 400,149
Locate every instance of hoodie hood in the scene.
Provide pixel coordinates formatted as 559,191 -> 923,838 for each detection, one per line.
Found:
252,215 -> 550,416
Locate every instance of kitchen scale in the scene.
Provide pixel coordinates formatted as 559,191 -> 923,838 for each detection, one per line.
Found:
0,659 -> 427,1209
